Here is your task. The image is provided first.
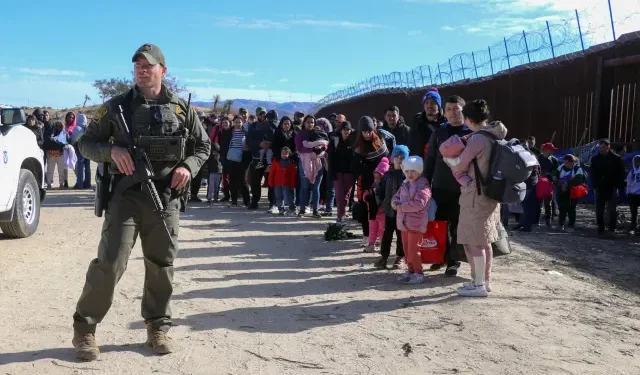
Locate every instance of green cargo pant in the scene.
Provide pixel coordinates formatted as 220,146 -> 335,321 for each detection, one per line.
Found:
73,184 -> 180,334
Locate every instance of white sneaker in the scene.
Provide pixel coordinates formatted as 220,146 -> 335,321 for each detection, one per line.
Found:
396,271 -> 413,283
457,284 -> 489,297
407,273 -> 425,284
270,206 -> 280,214
363,244 -> 376,253
460,281 -> 492,293
361,237 -> 369,246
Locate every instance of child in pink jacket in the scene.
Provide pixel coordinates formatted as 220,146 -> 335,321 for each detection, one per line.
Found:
392,156 -> 432,284
363,157 -> 390,252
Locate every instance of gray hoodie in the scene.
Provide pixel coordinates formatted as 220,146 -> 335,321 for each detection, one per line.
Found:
626,155 -> 640,196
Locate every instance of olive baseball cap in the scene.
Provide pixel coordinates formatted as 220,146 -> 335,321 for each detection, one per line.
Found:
256,106 -> 267,115
132,43 -> 166,66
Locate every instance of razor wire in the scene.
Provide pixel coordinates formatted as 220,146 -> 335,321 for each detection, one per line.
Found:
315,1 -> 640,113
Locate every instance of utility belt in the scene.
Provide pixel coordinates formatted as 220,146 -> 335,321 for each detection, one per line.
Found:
135,135 -> 186,162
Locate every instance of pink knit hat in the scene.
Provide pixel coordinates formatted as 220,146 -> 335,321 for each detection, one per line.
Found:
374,157 -> 390,176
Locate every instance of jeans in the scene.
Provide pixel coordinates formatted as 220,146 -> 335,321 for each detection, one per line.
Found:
432,189 -> 461,267
334,173 -> 355,220
74,156 -> 91,188
229,161 -> 250,205
557,191 -> 576,227
207,173 -> 222,200
274,186 -> 294,211
325,171 -> 335,211
300,173 -> 323,213
595,189 -> 617,233
380,215 -> 404,259
249,160 -> 266,206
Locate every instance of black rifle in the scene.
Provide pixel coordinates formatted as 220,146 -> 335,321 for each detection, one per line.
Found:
111,104 -> 173,241
179,93 -> 193,213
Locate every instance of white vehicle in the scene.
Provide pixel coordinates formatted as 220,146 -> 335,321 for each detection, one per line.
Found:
0,107 -> 46,238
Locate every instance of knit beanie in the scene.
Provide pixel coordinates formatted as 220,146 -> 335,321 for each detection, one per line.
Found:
374,157 -> 390,176
422,88 -> 442,109
402,156 -> 424,173
358,116 -> 376,132
266,109 -> 279,121
391,145 -> 409,161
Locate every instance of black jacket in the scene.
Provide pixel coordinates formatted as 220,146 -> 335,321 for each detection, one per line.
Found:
423,124 -> 472,194
245,120 -> 276,159
26,125 -> 44,148
590,151 -> 626,192
43,127 -> 67,151
382,119 -> 410,148
351,149 -> 389,193
207,150 -> 223,174
376,168 -> 405,217
328,132 -> 356,178
272,127 -> 297,162
538,155 -> 559,178
409,112 -> 446,156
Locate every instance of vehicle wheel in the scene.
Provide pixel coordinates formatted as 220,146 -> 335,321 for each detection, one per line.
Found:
0,169 -> 41,238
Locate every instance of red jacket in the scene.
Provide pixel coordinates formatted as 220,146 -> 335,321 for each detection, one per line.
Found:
268,158 -> 297,188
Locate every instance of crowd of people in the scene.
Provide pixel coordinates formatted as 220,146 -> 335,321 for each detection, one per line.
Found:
23,87 -> 640,295
188,87 -> 639,295
23,108 -> 91,190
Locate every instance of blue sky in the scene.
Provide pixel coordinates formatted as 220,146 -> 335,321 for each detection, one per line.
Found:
1,0 -> 638,108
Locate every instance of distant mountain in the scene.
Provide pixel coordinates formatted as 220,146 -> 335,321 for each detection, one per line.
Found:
192,99 -> 316,118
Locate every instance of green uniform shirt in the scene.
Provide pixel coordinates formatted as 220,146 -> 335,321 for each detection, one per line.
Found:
79,85 -> 211,179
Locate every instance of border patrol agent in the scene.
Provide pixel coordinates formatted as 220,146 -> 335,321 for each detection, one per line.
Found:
72,43 -> 210,361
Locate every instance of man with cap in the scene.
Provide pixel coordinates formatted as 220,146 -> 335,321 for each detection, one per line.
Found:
537,142 -> 560,226
71,43 -> 210,361
409,88 -> 446,157
293,111 -> 305,132
245,106 -> 274,209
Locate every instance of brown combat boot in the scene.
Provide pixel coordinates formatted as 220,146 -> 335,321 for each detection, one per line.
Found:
146,323 -> 173,355
72,331 -> 100,361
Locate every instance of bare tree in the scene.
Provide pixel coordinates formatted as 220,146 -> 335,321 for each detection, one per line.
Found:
222,99 -> 234,114
212,94 -> 221,113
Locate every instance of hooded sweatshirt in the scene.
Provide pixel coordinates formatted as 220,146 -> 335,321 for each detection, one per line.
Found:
626,155 -> 640,196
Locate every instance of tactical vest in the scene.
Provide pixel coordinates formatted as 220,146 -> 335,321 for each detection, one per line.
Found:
130,102 -> 187,179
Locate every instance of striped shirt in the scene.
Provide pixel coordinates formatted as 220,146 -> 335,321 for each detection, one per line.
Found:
230,129 -> 245,149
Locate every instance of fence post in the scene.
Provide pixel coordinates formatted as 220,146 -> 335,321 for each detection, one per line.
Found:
523,31 -> 531,63
472,52 -> 479,78
419,66 -> 425,87
488,46 -> 494,75
575,9 -> 585,51
607,0 -> 616,41
437,64 -> 443,85
412,69 -> 418,87
460,55 -> 466,79
448,58 -> 454,83
546,21 -> 556,60
504,37 -> 511,69
428,65 -> 433,85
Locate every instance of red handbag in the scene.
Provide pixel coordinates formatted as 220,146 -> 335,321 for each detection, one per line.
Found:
536,177 -> 554,200
418,220 -> 447,265
570,184 -> 589,199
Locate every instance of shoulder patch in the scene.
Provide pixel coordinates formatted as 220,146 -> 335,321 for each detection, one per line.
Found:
94,105 -> 108,122
176,106 -> 183,116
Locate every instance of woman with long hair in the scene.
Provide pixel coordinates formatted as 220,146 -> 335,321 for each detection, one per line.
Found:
440,100 -> 505,297
295,115 -> 328,218
221,116 -> 251,207
351,116 -> 389,249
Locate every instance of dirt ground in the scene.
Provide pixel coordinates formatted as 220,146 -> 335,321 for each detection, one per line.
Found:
1,176 -> 640,374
